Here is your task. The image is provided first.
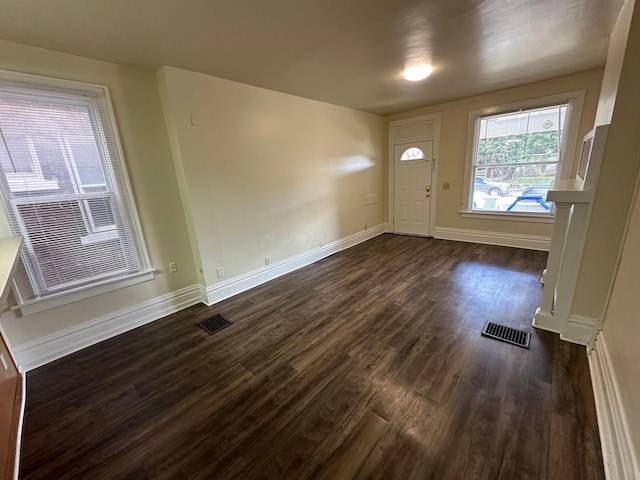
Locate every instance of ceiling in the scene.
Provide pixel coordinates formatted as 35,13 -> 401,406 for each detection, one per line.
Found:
0,0 -> 624,115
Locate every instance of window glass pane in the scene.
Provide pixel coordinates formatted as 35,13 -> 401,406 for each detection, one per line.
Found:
476,106 -> 564,167
400,147 -> 425,161
67,136 -> 107,187
471,166 -> 553,213
85,197 -> 115,229
472,104 -> 565,213
1,136 -> 33,173
31,136 -> 73,194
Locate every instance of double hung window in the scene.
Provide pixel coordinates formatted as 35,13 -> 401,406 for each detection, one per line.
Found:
465,91 -> 585,216
0,71 -> 152,313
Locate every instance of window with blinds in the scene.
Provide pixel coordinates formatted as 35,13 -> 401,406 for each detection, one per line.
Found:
0,71 -> 152,311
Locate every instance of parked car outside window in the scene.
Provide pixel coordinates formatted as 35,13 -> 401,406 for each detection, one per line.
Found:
474,176 -> 511,196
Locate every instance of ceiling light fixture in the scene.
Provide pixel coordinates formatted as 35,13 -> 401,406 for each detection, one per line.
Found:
403,64 -> 433,81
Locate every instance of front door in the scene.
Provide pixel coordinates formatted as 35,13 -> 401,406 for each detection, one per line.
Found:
393,141 -> 433,236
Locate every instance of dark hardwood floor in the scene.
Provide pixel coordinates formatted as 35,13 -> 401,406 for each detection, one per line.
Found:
19,234 -> 604,479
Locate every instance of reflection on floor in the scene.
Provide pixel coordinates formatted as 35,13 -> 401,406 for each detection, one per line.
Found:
20,234 -> 604,479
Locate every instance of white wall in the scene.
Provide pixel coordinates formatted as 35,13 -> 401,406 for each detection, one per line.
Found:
157,66 -> 385,287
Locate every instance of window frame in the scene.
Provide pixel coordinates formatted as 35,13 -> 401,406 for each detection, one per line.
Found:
461,90 -> 586,219
0,69 -> 154,315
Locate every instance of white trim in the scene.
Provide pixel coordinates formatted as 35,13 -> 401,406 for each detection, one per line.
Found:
203,224 -> 387,305
13,371 -> 26,480
0,68 -> 154,314
462,90 -> 586,211
0,69 -> 114,96
198,283 -> 208,301
14,269 -> 156,316
8,225 -> 387,371
388,113 -> 440,237
560,314 -> 598,346
459,211 -> 555,223
588,334 -> 640,480
532,307 -> 561,334
99,79 -> 153,273
0,318 -> 25,480
11,284 -> 203,372
433,226 -> 550,251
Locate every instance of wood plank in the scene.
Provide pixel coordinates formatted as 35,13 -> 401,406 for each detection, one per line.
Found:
0,334 -> 20,480
0,237 -> 22,480
19,235 -> 605,479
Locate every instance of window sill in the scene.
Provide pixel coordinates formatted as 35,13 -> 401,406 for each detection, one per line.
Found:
459,210 -> 555,223
13,269 -> 156,316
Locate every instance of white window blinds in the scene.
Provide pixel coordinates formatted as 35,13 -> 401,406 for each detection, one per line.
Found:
0,72 -> 151,306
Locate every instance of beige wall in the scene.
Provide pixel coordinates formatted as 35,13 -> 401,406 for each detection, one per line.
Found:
0,40 -> 196,345
157,66 -> 385,287
573,0 -> 640,319
594,0 -> 636,126
0,41 -> 614,353
386,69 -> 603,238
600,174 -> 640,464
583,0 -> 640,465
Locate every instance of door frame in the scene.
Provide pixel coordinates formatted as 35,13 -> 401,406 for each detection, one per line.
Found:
388,113 -> 441,236
392,141 -> 433,236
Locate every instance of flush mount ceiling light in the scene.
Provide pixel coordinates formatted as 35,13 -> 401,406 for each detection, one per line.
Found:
403,64 -> 433,81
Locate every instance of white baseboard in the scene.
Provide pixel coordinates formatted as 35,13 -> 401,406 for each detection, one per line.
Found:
434,226 -> 550,251
561,314 -> 598,346
533,311 -> 599,346
589,334 -> 640,480
203,224 -> 388,305
11,284 -> 203,372
9,225 -> 389,371
532,307 -> 562,334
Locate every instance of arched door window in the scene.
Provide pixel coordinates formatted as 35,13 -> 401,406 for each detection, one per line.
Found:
400,147 -> 425,161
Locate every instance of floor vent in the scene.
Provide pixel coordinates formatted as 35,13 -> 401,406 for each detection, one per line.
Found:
199,314 -> 233,335
481,321 -> 530,349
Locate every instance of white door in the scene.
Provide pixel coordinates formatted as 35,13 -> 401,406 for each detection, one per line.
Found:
393,141 -> 433,236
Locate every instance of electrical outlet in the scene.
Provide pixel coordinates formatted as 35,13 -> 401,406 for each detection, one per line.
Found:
319,240 -> 324,247
443,182 -> 451,190
169,262 -> 177,273
265,256 -> 271,265
216,267 -> 224,278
